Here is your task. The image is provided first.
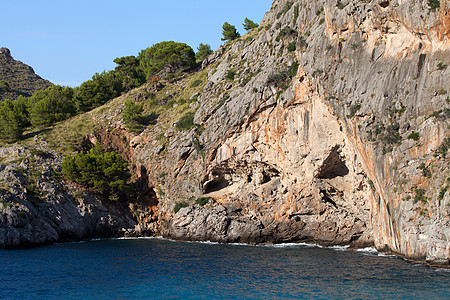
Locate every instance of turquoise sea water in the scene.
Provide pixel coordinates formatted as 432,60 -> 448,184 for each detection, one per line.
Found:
0,238 -> 449,299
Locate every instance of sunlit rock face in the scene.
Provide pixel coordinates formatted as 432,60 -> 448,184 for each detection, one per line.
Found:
139,0 -> 448,266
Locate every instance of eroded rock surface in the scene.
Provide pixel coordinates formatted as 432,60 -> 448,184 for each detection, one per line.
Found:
0,143 -> 135,247
131,0 -> 449,266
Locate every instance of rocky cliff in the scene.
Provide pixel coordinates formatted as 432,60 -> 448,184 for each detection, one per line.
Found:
0,0 -> 448,266
129,0 -> 449,266
0,141 -> 136,247
0,47 -> 52,101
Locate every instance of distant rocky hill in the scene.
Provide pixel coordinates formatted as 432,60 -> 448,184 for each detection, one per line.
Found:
0,47 -> 52,101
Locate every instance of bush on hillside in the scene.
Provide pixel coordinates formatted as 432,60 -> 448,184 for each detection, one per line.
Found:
195,43 -> 213,62
113,55 -> 146,91
243,18 -> 259,31
123,99 -> 147,133
176,112 -> 195,131
74,71 -> 124,113
62,144 -> 131,200
28,85 -> 76,127
0,99 -> 28,143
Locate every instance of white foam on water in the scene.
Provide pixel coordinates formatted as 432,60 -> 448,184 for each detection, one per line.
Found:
328,245 -> 350,251
356,247 -> 378,254
186,240 -> 221,246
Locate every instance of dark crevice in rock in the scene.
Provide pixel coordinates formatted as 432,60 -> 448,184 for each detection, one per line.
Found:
417,53 -> 426,78
317,146 -> 349,179
204,173 -> 230,194
320,189 -> 338,208
379,1 -> 390,8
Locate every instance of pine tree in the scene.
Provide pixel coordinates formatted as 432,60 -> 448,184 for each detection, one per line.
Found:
195,43 -> 213,62
243,18 -> 259,31
221,22 -> 240,41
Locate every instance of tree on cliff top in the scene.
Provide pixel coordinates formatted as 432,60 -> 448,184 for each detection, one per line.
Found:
243,18 -> 259,31
138,41 -> 196,80
195,43 -> 213,62
221,22 -> 240,41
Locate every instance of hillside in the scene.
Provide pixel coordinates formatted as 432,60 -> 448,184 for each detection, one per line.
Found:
0,48 -> 52,101
0,0 -> 449,267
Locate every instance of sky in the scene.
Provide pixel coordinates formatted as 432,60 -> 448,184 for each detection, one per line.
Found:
2,0 -> 271,87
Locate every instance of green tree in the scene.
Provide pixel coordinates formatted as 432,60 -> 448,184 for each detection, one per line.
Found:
138,41 -> 196,80
123,98 -> 147,133
113,55 -> 146,91
74,71 -> 123,113
28,85 -> 75,127
221,22 -> 240,41
0,99 -> 28,143
62,144 -> 131,200
243,18 -> 259,31
195,43 -> 213,62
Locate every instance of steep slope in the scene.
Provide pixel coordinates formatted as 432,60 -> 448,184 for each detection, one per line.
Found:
120,0 -> 448,265
0,48 -> 53,101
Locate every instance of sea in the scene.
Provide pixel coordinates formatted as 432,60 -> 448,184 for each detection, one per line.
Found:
0,238 -> 449,299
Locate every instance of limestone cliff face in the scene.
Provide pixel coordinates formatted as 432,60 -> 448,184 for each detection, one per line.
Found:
124,0 -> 449,266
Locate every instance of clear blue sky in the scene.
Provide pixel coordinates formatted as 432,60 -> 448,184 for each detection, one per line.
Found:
2,1 -> 271,87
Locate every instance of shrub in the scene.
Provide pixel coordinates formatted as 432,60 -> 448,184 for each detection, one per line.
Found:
383,123 -> 402,145
439,186 -> 449,200
174,202 -> 188,213
0,99 -> 28,143
75,71 -> 124,112
267,61 -> 298,91
243,18 -> 259,31
62,144 -> 131,200
347,103 -> 361,118
113,55 -> 146,91
293,4 -> 299,21
226,70 -> 236,80
196,197 -> 211,206
287,42 -> 296,52
428,0 -> 440,11
407,131 -> 420,141
176,112 -> 195,131
195,43 -> 212,62
288,61 -> 299,78
414,188 -> 427,204
28,85 -> 76,127
436,136 -> 450,158
437,62 -> 447,70
297,36 -> 308,49
16,211 -> 26,218
418,163 -> 431,178
190,79 -> 203,88
277,1 -> 293,18
276,26 -> 297,42
123,99 -> 147,133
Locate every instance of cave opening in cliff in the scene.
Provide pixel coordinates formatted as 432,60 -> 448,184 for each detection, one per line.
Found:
317,146 -> 349,179
204,175 -> 230,194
